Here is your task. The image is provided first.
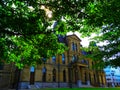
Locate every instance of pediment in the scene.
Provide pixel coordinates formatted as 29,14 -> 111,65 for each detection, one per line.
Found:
66,34 -> 81,42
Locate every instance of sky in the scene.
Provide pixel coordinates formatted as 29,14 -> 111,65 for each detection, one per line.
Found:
104,66 -> 120,75
67,31 -> 107,47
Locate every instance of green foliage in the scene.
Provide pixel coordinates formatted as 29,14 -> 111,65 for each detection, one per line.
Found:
81,0 -> 120,67
0,0 -> 120,68
0,0 -> 93,68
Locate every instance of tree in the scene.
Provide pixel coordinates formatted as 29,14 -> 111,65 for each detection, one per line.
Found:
83,0 -> 120,67
0,0 -> 95,68
0,0 -> 120,68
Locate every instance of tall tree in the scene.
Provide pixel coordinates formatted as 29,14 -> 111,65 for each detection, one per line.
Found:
0,0 -> 120,68
83,0 -> 120,67
86,0 -> 120,66
0,0 -> 94,68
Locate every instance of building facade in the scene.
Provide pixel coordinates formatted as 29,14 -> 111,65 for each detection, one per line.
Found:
0,63 -> 15,89
0,34 -> 106,89
104,66 -> 120,87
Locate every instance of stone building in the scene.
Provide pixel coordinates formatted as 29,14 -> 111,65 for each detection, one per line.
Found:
0,34 -> 106,89
104,66 -> 120,87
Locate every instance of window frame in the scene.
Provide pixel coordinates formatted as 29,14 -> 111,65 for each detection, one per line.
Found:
62,54 -> 65,64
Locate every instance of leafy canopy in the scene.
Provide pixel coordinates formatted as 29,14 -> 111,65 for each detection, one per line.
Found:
0,0 -> 120,68
83,0 -> 120,67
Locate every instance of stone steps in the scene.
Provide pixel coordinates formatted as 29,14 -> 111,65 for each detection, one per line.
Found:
28,85 -> 39,89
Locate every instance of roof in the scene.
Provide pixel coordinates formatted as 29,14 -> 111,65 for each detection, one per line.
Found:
66,34 -> 81,42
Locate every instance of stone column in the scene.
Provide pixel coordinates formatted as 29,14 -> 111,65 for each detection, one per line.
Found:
87,72 -> 90,86
87,71 -> 90,86
103,74 -> 107,87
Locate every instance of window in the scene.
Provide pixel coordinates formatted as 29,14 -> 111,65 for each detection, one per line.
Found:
52,56 -> 56,63
81,59 -> 88,64
63,70 -> 66,82
62,54 -> 65,64
81,59 -> 87,64
42,67 -> 47,82
30,66 -> 35,85
0,63 -> 4,70
53,68 -> 56,82
72,42 -> 77,51
30,66 -> 35,72
72,55 -> 75,62
72,55 -> 78,62
75,43 -> 77,51
58,35 -> 66,43
81,50 -> 87,55
72,42 -> 74,51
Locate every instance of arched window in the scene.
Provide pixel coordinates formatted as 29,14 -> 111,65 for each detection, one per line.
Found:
30,66 -> 35,85
52,56 -> 56,63
30,66 -> 35,72
52,68 -> 56,82
42,67 -> 47,82
62,54 -> 65,64
63,70 -> 66,82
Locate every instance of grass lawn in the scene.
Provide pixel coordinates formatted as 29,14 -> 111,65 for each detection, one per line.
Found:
33,87 -> 120,90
